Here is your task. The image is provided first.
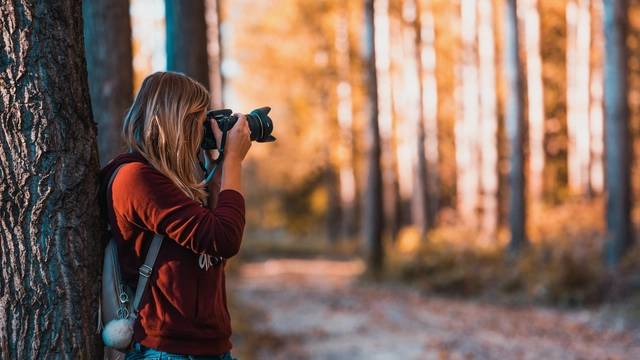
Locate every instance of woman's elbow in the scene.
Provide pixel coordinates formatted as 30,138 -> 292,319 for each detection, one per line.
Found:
215,234 -> 243,258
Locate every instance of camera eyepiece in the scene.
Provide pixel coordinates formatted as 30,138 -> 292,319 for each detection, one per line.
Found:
202,107 -> 276,150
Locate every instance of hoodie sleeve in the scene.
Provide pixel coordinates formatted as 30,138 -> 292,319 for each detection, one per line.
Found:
110,162 -> 245,258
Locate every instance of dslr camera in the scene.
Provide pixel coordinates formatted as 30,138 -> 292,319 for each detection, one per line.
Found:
201,106 -> 276,150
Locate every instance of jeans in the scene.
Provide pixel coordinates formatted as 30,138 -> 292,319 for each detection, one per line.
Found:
125,342 -> 237,360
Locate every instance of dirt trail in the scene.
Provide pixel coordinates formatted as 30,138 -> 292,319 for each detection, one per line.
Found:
231,259 -> 640,360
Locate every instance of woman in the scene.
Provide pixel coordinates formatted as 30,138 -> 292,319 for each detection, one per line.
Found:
98,71 -> 251,359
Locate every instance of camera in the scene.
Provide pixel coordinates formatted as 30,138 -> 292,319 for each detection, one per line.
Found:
201,107 -> 276,150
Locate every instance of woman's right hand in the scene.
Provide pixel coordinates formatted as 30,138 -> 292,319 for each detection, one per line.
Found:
209,113 -> 252,162
225,113 -> 252,162
210,113 -> 252,194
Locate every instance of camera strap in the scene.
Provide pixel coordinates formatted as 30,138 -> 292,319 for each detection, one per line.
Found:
200,120 -> 229,183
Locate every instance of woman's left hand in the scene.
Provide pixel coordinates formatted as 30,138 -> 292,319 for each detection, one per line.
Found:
203,118 -> 225,188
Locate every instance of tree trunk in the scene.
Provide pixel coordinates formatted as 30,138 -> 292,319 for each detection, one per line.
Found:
394,7 -> 418,230
418,5 -> 439,234
566,0 -> 593,196
83,0 -> 133,167
363,0 -> 384,277
405,0 -> 427,237
166,0 -> 210,89
323,89 -> 342,243
590,0 -> 605,194
0,1 -> 103,358
457,0 -> 480,229
205,0 -> 224,109
335,3 -> 358,238
503,0 -> 527,251
566,0 -> 580,194
603,0 -> 632,267
374,0 -> 401,241
478,0 -> 498,238
324,151 -> 342,243
521,0 -> 545,202
576,0 -> 592,196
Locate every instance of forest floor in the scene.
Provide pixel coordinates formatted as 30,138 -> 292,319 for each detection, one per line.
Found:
229,258 -> 640,360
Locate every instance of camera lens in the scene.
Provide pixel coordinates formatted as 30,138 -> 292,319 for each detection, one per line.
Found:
246,107 -> 276,143
201,107 -> 276,150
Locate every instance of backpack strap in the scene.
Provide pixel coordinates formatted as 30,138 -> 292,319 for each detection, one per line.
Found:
107,163 -> 164,316
132,233 -> 163,314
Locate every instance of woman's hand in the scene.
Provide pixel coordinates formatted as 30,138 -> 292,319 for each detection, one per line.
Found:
208,113 -> 251,194
223,113 -> 252,162
208,114 -> 251,161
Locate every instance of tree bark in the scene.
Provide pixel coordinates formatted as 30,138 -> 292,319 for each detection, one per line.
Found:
166,0 -> 210,89
83,0 -> 133,166
363,0 -> 384,277
603,0 -> 632,267
0,1 -> 103,358
503,0 -> 527,252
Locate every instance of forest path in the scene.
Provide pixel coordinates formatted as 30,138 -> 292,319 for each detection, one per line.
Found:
230,258 -> 640,360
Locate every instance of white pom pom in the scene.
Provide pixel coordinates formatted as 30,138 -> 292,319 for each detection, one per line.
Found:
102,318 -> 134,351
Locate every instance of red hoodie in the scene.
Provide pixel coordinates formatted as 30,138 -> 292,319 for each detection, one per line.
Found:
98,153 -> 245,356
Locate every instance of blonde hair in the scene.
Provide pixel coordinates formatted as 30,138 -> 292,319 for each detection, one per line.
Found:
123,71 -> 210,204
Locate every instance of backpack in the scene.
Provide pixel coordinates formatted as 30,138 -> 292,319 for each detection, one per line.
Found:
97,164 -> 164,358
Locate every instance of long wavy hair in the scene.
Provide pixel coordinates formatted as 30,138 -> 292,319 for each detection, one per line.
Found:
123,71 -> 210,204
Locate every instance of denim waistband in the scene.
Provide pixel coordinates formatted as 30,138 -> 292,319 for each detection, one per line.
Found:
126,342 -> 236,360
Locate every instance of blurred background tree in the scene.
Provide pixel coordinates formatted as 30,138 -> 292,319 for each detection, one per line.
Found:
84,0 -> 133,166
165,0 -> 209,88
602,0 -> 632,268
503,0 -> 527,252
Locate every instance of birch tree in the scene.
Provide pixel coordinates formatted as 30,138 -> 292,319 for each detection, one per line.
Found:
0,1 -> 103,358
456,0 -> 480,229
566,0 -> 593,196
589,0 -> 605,195
454,0 -> 498,238
374,0 -> 401,240
520,0 -> 545,202
478,0 -> 498,237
